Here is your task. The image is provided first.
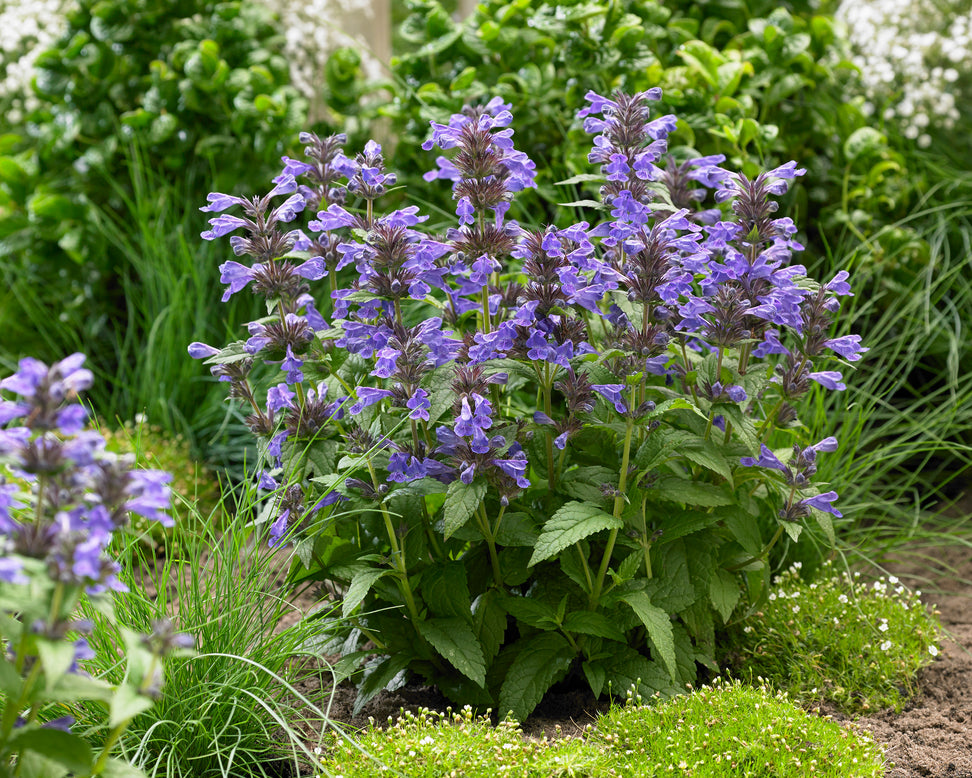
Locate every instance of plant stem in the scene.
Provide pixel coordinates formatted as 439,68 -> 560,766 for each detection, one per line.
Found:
590,416 -> 634,608
476,504 -> 503,587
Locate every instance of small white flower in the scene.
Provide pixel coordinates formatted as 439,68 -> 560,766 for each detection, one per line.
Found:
792,605 -> 800,614
838,594 -> 848,604
878,620 -> 889,632
929,645 -> 939,657
419,735 -> 434,746
888,575 -> 899,584
880,640 -> 892,651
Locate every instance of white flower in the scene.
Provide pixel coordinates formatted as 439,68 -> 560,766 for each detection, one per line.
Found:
419,735 -> 434,746
880,640 -> 892,651
878,620 -> 889,632
838,594 -> 849,604
929,645 -> 939,657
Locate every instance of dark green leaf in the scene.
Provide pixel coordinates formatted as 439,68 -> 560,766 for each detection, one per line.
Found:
582,659 -> 607,698
562,611 -> 626,642
502,595 -> 559,630
494,512 -> 539,547
442,479 -> 486,539
423,562 -> 472,619
416,617 -> 486,686
655,476 -> 732,507
473,590 -> 507,663
354,654 -> 411,715
342,567 -> 390,617
620,591 -> 678,682
498,633 -> 573,721
710,568 -> 741,624
600,644 -> 678,701
530,501 -> 622,566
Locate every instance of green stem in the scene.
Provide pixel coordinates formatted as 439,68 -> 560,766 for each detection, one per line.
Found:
476,504 -> 503,587
543,363 -> 556,492
590,416 -> 635,608
727,523 -> 786,572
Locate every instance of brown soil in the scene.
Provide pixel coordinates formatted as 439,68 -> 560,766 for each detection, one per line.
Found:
284,535 -> 972,777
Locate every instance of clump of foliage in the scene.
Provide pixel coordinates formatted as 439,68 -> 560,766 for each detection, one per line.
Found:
0,0 -> 306,373
729,560 -> 943,713
191,88 -> 866,721
0,353 -> 186,777
76,495 -> 335,778
377,0 -> 911,242
315,681 -> 886,777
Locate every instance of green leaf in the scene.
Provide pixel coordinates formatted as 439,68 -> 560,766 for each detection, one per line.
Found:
812,506 -> 836,545
442,479 -> 486,539
600,644 -> 678,700
582,659 -> 607,698
502,595 -> 559,630
109,683 -> 155,728
0,654 -> 22,696
710,568 -> 741,624
494,512 -> 539,547
422,562 -> 472,619
416,617 -> 486,686
844,127 -> 886,162
46,672 -> 114,704
681,440 -> 734,483
562,611 -> 626,642
37,639 -> 77,689
724,508 -> 763,555
354,654 -> 411,715
655,476 -> 732,507
642,542 -> 696,612
473,590 -> 507,663
620,591 -> 678,682
498,633 -> 573,721
8,727 -> 92,774
634,429 -> 696,471
342,567 -> 390,618
718,403 -> 759,453
98,756 -> 149,778
530,501 -> 622,566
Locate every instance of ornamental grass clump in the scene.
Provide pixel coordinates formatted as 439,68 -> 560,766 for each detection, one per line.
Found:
0,354 -> 187,777
191,89 -> 867,721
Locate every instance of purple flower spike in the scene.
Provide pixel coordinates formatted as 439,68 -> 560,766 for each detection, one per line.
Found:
406,389 -> 431,421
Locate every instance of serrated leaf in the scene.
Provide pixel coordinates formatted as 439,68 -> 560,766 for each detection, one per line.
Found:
502,595 -> 559,630
655,476 -> 732,507
45,672 -> 114,704
710,568 -> 741,624
530,501 -> 622,566
782,521 -> 803,542
498,633 -> 573,721
642,542 -> 696,612
620,591 -> 678,682
681,440 -> 734,483
718,404 -> 759,453
442,479 -> 486,539
582,660 -> 607,698
724,508 -> 763,555
600,644 -> 678,701
473,591 -> 507,663
615,550 -> 642,583
416,617 -> 486,686
342,567 -> 390,618
812,507 -> 836,545
109,683 -> 155,728
354,654 -> 411,715
634,429 -> 696,471
559,544 -> 592,593
555,173 -> 604,186
423,562 -> 472,619
562,611 -> 626,642
8,727 -> 93,773
494,512 -> 539,547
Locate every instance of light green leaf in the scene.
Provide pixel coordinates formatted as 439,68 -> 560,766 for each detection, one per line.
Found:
342,568 -> 390,618
416,617 -> 486,687
37,639 -> 77,690
812,507 -> 836,545
710,568 -> 741,624
98,756 -> 150,778
498,633 -> 574,722
46,672 -> 114,704
442,479 -> 486,539
109,683 -> 155,728
620,591 -> 678,682
530,501 -> 622,566
17,750 -> 70,778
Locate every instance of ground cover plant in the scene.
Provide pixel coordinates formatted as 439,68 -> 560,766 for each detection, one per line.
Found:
729,561 -> 942,713
0,354 -> 184,777
315,680 -> 887,777
191,85 -> 868,722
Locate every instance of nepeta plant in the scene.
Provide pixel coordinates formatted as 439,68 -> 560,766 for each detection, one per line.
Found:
192,89 -> 867,721
0,354 -> 185,778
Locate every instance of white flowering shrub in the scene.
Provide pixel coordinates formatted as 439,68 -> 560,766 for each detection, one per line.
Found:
0,0 -> 74,123
837,0 -> 971,146
260,0 -> 384,118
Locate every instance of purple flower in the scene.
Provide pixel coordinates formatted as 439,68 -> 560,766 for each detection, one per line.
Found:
188,342 -> 220,360
740,445 -> 787,472
592,384 -> 628,414
282,345 -> 304,384
454,394 -> 493,437
799,491 -> 842,517
125,470 -> 174,527
349,387 -> 395,415
808,371 -> 846,391
824,334 -> 868,361
406,389 -> 431,421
